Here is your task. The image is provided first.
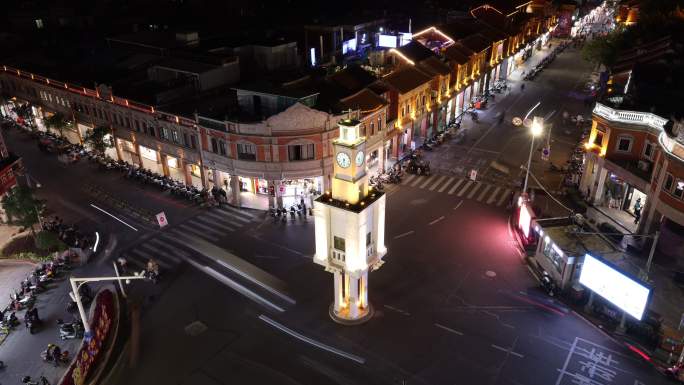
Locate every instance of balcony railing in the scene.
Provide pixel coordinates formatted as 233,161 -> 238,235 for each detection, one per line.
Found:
332,249 -> 345,262
593,103 -> 668,130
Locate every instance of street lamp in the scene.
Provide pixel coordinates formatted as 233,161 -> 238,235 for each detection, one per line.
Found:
69,271 -> 146,335
523,117 -> 543,195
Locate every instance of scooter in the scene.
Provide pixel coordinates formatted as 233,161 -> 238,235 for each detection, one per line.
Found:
41,348 -> 70,364
57,319 -> 84,340
540,271 -> 556,296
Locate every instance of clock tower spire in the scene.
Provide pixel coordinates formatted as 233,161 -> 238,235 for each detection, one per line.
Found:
313,116 -> 387,325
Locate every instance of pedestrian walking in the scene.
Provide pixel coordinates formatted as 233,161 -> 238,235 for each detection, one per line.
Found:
633,198 -> 642,224
521,83 -> 525,92
117,256 -> 128,274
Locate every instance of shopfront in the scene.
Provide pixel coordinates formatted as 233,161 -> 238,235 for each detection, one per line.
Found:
117,138 -> 139,166
238,176 -> 323,209
139,145 -> 161,174
602,172 -> 647,217
166,156 -> 184,182
189,164 -> 203,188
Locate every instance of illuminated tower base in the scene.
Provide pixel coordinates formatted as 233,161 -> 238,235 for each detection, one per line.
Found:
328,270 -> 374,324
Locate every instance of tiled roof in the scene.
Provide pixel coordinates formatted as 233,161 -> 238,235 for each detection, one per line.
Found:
340,88 -> 388,113
394,41 -> 438,63
382,66 -> 432,94
326,65 -> 378,94
460,34 -> 491,53
444,45 -> 470,65
418,56 -> 451,76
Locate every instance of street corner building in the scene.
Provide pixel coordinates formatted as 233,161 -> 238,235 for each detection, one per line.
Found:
0,126 -> 22,221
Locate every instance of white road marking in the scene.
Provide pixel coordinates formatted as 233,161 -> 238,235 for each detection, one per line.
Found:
428,175 -> 446,191
487,186 -> 502,204
497,189 -> 511,206
438,177 -> 455,192
448,179 -> 465,195
220,205 -> 257,220
428,216 -> 445,226
402,174 -> 416,185
393,230 -> 415,239
555,337 -> 578,385
89,203 -> 138,231
477,184 -> 492,202
491,344 -> 524,358
410,175 -> 424,187
419,175 -> 434,189
383,305 -> 411,316
185,220 -> 224,235
457,180 -> 473,197
453,200 -> 463,210
434,323 -> 464,336
194,216 -> 236,232
259,315 -> 366,364
467,183 -> 482,199
174,226 -> 219,241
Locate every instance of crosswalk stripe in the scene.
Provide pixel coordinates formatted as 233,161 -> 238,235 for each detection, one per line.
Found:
205,210 -> 247,226
438,177 -> 455,193
497,189 -> 511,207
467,183 -> 482,199
477,184 -> 492,202
147,239 -> 187,262
192,215 -> 236,231
411,175 -> 425,187
419,175 -> 435,189
139,243 -> 183,264
173,226 -> 219,241
183,220 -> 225,235
129,249 -> 174,270
218,206 -> 256,221
448,179 -> 465,195
212,209 -> 251,224
487,187 -> 502,205
428,176 -> 446,191
457,181 -> 473,197
402,174 -> 416,185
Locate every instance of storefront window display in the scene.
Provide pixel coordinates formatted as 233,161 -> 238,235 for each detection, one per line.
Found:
543,237 -> 564,274
604,173 -> 647,216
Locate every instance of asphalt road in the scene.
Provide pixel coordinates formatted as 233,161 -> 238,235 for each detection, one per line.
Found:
1,30 -> 670,385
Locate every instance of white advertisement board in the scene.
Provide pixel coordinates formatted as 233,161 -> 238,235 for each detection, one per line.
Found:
579,254 -> 650,320
378,34 -> 397,48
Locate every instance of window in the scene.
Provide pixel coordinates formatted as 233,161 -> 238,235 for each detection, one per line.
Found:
125,117 -> 130,128
593,131 -> 604,146
190,135 -> 197,149
211,138 -> 219,153
219,141 -> 227,156
160,127 -> 169,140
616,135 -> 633,152
333,236 -> 346,252
401,106 -> 406,118
148,126 -> 156,137
643,141 -> 655,160
665,174 -> 674,192
366,232 -> 371,246
377,117 -> 382,132
675,180 -> 684,199
370,121 -> 375,136
134,120 -> 141,132
183,133 -> 189,147
35,19 -> 44,29
171,130 -> 179,143
237,143 -> 256,160
288,143 -> 314,161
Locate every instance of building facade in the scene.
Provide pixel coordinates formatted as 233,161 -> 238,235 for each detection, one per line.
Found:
580,102 -> 684,260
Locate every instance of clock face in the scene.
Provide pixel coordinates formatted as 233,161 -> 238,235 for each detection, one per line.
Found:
336,152 -> 351,168
355,151 -> 365,167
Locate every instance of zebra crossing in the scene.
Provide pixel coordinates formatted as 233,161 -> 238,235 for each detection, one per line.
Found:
400,173 -> 513,207
123,205 -> 258,271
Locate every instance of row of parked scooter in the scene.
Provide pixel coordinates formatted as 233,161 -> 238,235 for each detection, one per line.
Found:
41,216 -> 92,249
523,42 -> 571,81
269,204 -> 309,222
420,129 -> 453,152
369,168 -> 403,192
1,253 -> 83,340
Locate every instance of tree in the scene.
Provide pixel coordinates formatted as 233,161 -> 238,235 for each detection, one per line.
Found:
84,126 -> 114,155
581,31 -> 624,68
1,186 -> 44,238
44,112 -> 70,138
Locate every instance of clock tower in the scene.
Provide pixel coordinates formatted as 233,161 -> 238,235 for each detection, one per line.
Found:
313,118 -> 387,325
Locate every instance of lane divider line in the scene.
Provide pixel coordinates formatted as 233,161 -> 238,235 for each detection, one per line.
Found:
428,216 -> 445,226
89,203 -> 138,232
491,344 -> 524,358
434,323 -> 464,336
393,230 -> 415,239
453,200 -> 464,211
259,315 -> 366,364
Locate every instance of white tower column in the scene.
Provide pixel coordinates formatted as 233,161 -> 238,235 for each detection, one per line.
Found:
348,274 -> 360,318
359,271 -> 368,309
333,270 -> 343,312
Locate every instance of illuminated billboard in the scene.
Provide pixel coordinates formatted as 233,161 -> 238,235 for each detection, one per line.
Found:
378,35 -> 397,48
342,38 -> 357,54
518,203 -> 532,238
579,254 -> 650,320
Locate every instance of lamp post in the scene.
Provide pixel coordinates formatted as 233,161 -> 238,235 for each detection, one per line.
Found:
523,117 -> 544,195
69,272 -> 146,334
